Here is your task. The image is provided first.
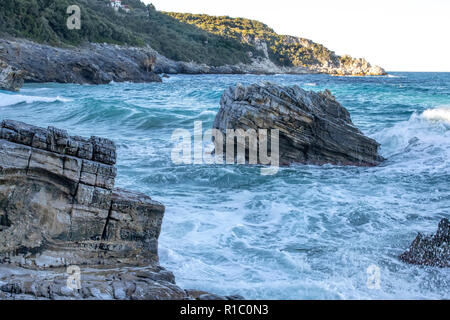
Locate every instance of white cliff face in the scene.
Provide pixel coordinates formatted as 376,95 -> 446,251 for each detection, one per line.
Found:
311,58 -> 386,76
252,37 -> 270,59
241,37 -> 386,76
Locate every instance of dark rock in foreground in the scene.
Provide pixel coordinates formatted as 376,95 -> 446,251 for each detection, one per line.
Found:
213,83 -> 384,167
400,219 -> 449,268
0,119 -> 238,300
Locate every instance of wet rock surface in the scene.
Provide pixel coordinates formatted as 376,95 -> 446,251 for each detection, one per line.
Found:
213,83 -> 384,167
400,219 -> 449,268
0,119 -> 239,300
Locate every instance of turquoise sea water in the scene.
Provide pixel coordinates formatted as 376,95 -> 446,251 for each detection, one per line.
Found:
0,72 -> 449,299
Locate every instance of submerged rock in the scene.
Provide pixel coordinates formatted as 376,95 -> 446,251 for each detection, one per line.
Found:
0,119 -> 234,299
400,219 -> 449,268
213,83 -> 384,167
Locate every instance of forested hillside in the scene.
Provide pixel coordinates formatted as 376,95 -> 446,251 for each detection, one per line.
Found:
0,0 -> 259,66
0,0 -> 379,71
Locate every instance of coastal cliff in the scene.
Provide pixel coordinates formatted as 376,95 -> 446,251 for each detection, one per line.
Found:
166,13 -> 386,76
0,0 -> 386,91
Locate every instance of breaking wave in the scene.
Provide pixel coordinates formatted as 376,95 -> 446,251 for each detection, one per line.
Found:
421,106 -> 450,124
0,93 -> 71,107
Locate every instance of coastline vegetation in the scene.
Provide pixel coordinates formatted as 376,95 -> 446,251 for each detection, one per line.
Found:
0,0 -> 352,68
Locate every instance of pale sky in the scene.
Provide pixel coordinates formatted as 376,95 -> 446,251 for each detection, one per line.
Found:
144,0 -> 450,72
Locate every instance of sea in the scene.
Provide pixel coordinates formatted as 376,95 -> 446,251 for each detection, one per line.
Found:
1,72 -> 449,299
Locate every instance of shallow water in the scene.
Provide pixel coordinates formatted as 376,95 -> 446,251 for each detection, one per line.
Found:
1,72 -> 449,299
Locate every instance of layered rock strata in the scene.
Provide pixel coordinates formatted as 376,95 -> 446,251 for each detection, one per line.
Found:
213,83 -> 384,167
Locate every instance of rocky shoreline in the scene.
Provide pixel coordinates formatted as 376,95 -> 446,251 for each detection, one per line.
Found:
0,85 -> 447,299
0,119 -> 242,300
0,37 -> 386,92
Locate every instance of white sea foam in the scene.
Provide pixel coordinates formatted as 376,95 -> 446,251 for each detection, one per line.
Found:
198,110 -> 216,117
421,106 -> 450,124
0,93 -> 71,107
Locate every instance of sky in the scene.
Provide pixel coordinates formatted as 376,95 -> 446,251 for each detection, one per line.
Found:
144,0 -> 450,72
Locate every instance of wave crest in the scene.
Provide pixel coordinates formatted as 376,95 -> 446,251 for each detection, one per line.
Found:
0,93 -> 71,107
421,107 -> 450,124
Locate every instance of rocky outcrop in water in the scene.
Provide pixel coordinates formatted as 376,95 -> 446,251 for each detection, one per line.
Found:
213,83 -> 384,167
0,119 -> 240,300
400,219 -> 449,268
0,38 -> 161,91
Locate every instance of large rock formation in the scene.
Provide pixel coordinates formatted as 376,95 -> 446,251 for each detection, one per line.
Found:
0,119 -> 240,300
400,219 -> 449,268
0,38 -> 161,91
213,83 -> 384,167
0,119 -> 161,267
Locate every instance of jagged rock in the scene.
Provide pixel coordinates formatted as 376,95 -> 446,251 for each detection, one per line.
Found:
213,83 -> 384,167
0,59 -> 24,91
0,119 -> 162,267
0,119 -> 241,300
400,219 -> 449,267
